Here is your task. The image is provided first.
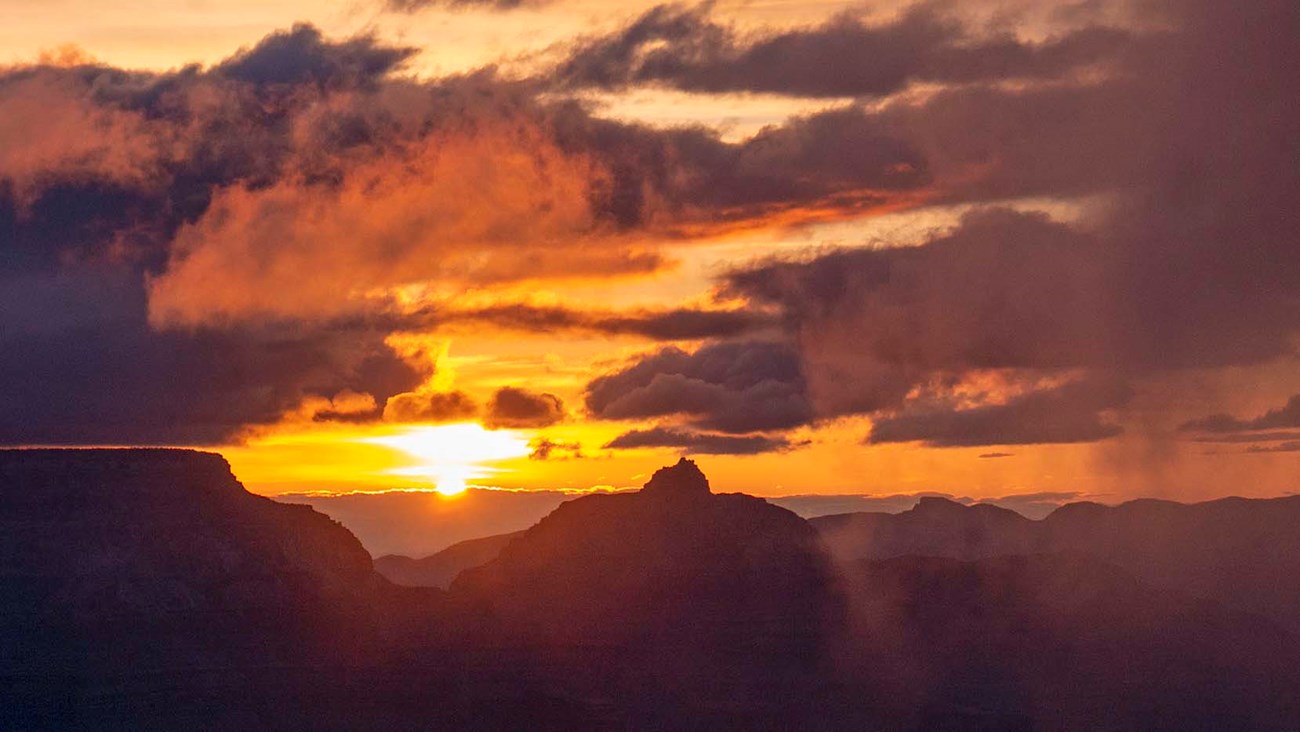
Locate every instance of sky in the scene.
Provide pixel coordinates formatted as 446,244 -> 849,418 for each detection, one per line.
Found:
2,0 -> 1298,511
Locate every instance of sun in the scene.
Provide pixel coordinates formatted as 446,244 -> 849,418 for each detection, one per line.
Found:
362,423 -> 531,496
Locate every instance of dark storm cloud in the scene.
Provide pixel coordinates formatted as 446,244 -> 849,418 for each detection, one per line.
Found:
867,379 -> 1132,447
215,24 -> 417,88
710,0 -> 1300,446
0,268 -> 419,445
603,427 -> 793,456
1179,396 -> 1300,434
485,387 -> 565,429
4,32 -> 930,318
584,340 -> 813,434
0,28 -> 439,445
0,26 -> 427,273
728,208 -> 1111,415
548,102 -> 928,230
555,3 -> 1131,98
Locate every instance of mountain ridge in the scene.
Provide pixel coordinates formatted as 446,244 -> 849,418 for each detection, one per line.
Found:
374,531 -> 524,588
5,449 -> 1300,729
813,492 -> 1300,633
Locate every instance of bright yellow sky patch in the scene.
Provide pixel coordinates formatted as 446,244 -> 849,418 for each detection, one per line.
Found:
363,423 -> 531,495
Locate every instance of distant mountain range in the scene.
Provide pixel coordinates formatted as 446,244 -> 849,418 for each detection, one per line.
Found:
377,484 -> 1300,636
4,450 -> 1299,729
290,486 -> 1082,558
374,532 -> 522,588
813,494 -> 1300,634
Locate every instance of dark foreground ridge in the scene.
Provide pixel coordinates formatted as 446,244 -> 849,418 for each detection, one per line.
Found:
3,450 -> 1299,729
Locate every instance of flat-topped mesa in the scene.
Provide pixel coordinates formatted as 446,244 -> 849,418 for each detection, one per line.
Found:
0,448 -> 381,637
640,457 -> 711,499
0,448 -> 239,511
911,495 -> 968,514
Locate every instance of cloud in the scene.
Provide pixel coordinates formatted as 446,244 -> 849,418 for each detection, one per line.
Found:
0,27 -> 454,444
979,453 -> 1014,459
528,437 -> 583,461
146,115 -> 613,326
722,0 -> 1300,442
728,208 -> 1113,418
584,340 -> 813,434
485,387 -> 565,429
427,303 -> 778,341
311,389 -> 382,423
546,101 -> 928,233
1179,395 -> 1300,454
1187,431 -> 1300,445
382,390 -> 478,424
215,24 -> 417,88
603,427 -> 794,455
0,268 -> 421,445
555,4 -> 1130,98
867,379 -> 1132,447
0,24 -> 920,444
3,0 -> 1298,452
0,39 -> 927,330
1180,395 -> 1300,433
1245,442 -> 1300,454
724,0 -> 1300,448
0,70 -> 171,209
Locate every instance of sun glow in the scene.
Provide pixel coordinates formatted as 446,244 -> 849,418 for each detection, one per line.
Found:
362,423 -> 532,496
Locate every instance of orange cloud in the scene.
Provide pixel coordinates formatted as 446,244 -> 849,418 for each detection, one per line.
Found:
0,71 -> 170,207
147,118 -> 618,326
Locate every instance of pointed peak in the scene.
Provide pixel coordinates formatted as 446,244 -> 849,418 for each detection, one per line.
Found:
641,458 -> 711,498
